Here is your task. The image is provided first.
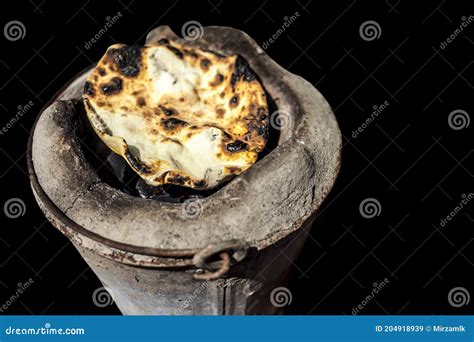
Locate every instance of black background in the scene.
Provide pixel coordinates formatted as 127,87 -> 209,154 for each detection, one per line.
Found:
0,0 -> 472,315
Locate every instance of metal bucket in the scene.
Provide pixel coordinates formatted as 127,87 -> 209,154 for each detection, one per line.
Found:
27,26 -> 341,315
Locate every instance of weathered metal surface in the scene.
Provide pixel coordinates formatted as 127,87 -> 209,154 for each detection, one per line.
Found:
75,226 -> 309,315
27,25 -> 341,315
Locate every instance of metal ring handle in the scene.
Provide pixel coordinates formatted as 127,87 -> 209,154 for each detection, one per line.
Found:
192,239 -> 249,280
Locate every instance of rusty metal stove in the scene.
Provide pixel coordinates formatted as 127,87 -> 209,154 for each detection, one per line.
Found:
27,26 -> 341,315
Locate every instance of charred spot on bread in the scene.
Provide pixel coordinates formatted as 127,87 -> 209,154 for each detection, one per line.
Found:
124,150 -> 152,174
229,95 -> 239,107
165,45 -> 184,59
84,81 -> 95,96
210,73 -> 224,87
136,97 -> 146,107
159,105 -> 176,116
107,45 -> 142,77
161,118 -> 188,131
200,58 -> 211,71
100,77 -> 123,95
230,56 -> 256,90
193,179 -> 208,188
226,140 -> 248,152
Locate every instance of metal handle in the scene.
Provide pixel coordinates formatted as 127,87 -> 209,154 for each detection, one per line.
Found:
192,239 -> 250,280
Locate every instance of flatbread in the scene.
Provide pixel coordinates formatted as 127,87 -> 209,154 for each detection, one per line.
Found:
82,39 -> 269,189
